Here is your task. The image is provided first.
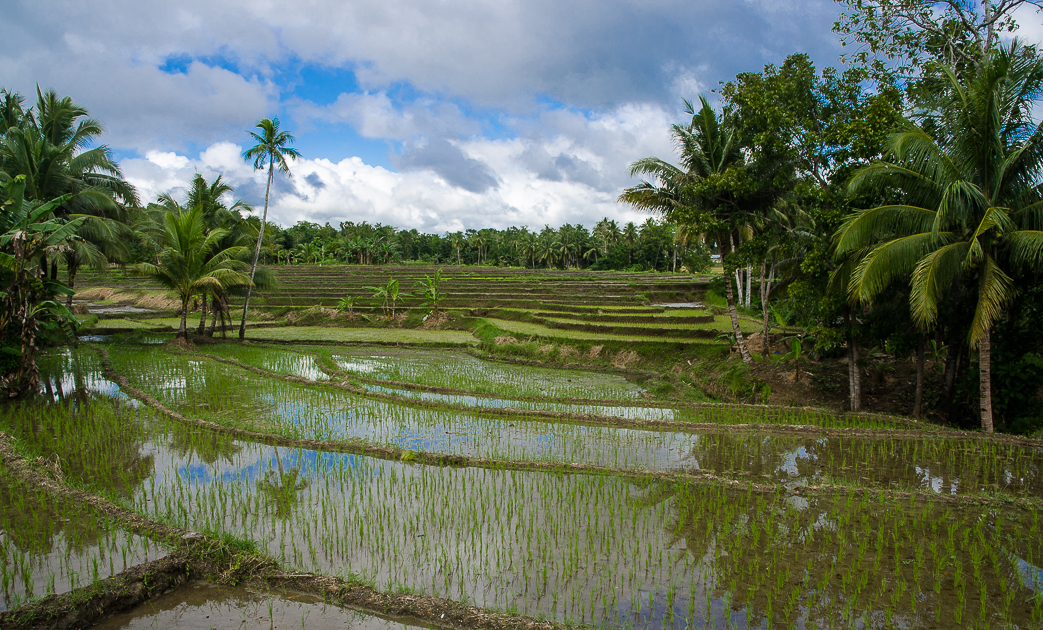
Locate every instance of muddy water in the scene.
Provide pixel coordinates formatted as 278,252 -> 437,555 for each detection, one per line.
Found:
0,466 -> 163,611
4,388 -> 1043,629
92,581 -> 426,629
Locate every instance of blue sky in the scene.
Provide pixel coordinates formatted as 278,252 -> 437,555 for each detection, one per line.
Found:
2,0 -> 922,232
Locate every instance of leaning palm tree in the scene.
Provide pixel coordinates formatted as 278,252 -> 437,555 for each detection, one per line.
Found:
239,118 -> 300,340
132,206 -> 252,341
835,41 -> 1043,432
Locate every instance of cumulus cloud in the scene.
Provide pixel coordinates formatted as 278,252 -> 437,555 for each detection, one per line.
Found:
293,92 -> 480,140
121,101 -> 678,232
393,138 -> 499,194
6,0 -> 851,230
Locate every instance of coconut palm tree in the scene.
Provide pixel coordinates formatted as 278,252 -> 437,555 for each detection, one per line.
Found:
620,97 -> 754,362
133,205 -> 252,341
0,88 -> 137,299
835,42 -> 1043,432
239,118 -> 300,340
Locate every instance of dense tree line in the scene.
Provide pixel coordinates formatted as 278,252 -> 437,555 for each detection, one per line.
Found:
252,218 -> 711,273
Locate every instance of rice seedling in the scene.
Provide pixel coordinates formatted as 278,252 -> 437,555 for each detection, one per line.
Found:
0,464 -> 162,611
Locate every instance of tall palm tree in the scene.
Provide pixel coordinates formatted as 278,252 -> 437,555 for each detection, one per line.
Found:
448,232 -> 465,265
133,206 -> 252,341
835,42 -> 1043,432
620,97 -> 754,362
239,118 -> 300,340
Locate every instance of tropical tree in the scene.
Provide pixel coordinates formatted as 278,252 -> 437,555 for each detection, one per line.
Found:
448,231 -> 465,265
620,97 -> 756,362
0,176 -> 81,396
155,174 -> 267,336
0,88 -> 137,301
536,237 -> 561,269
834,42 -> 1043,432
414,268 -> 447,316
239,118 -> 300,340
132,206 -> 252,341
366,277 -> 407,320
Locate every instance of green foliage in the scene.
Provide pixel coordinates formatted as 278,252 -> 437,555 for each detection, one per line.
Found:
413,268 -> 447,315
335,295 -> 361,317
365,277 -> 407,320
130,205 -> 252,339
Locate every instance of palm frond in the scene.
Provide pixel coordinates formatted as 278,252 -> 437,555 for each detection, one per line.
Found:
833,205 -> 937,254
909,241 -> 971,328
967,255 -> 1014,347
851,233 -> 944,303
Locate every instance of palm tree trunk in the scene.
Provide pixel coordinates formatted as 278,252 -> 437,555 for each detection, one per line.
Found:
197,294 -> 207,336
733,269 -> 744,307
744,265 -> 752,309
914,334 -> 925,419
672,244 -> 677,272
847,310 -> 862,412
979,328 -> 994,432
239,160 -> 274,340
760,262 -> 771,358
178,297 -> 189,340
208,298 -> 219,337
66,258 -> 79,310
724,266 -> 752,364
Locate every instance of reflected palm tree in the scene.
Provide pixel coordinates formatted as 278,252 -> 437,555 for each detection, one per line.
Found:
259,446 -> 308,520
167,425 -> 242,467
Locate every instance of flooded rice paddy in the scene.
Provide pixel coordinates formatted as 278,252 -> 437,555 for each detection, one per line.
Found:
1,340 -> 1042,628
0,465 -> 162,611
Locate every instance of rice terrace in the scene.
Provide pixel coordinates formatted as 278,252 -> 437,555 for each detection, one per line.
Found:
4,1 -> 1043,629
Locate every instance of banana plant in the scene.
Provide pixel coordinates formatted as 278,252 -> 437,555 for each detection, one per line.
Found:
413,268 -> 446,316
777,333 -> 814,381
365,277 -> 407,320
336,294 -> 362,318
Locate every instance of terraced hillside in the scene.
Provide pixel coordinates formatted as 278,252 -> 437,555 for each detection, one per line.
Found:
76,265 -> 711,314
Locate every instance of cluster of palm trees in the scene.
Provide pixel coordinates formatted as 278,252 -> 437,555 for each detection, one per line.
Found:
131,117 -> 297,342
0,86 -> 297,393
621,42 -> 1043,431
0,87 -> 138,396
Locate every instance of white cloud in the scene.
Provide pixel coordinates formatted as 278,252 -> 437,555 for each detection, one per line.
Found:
123,103 -> 674,232
7,0 -> 849,231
